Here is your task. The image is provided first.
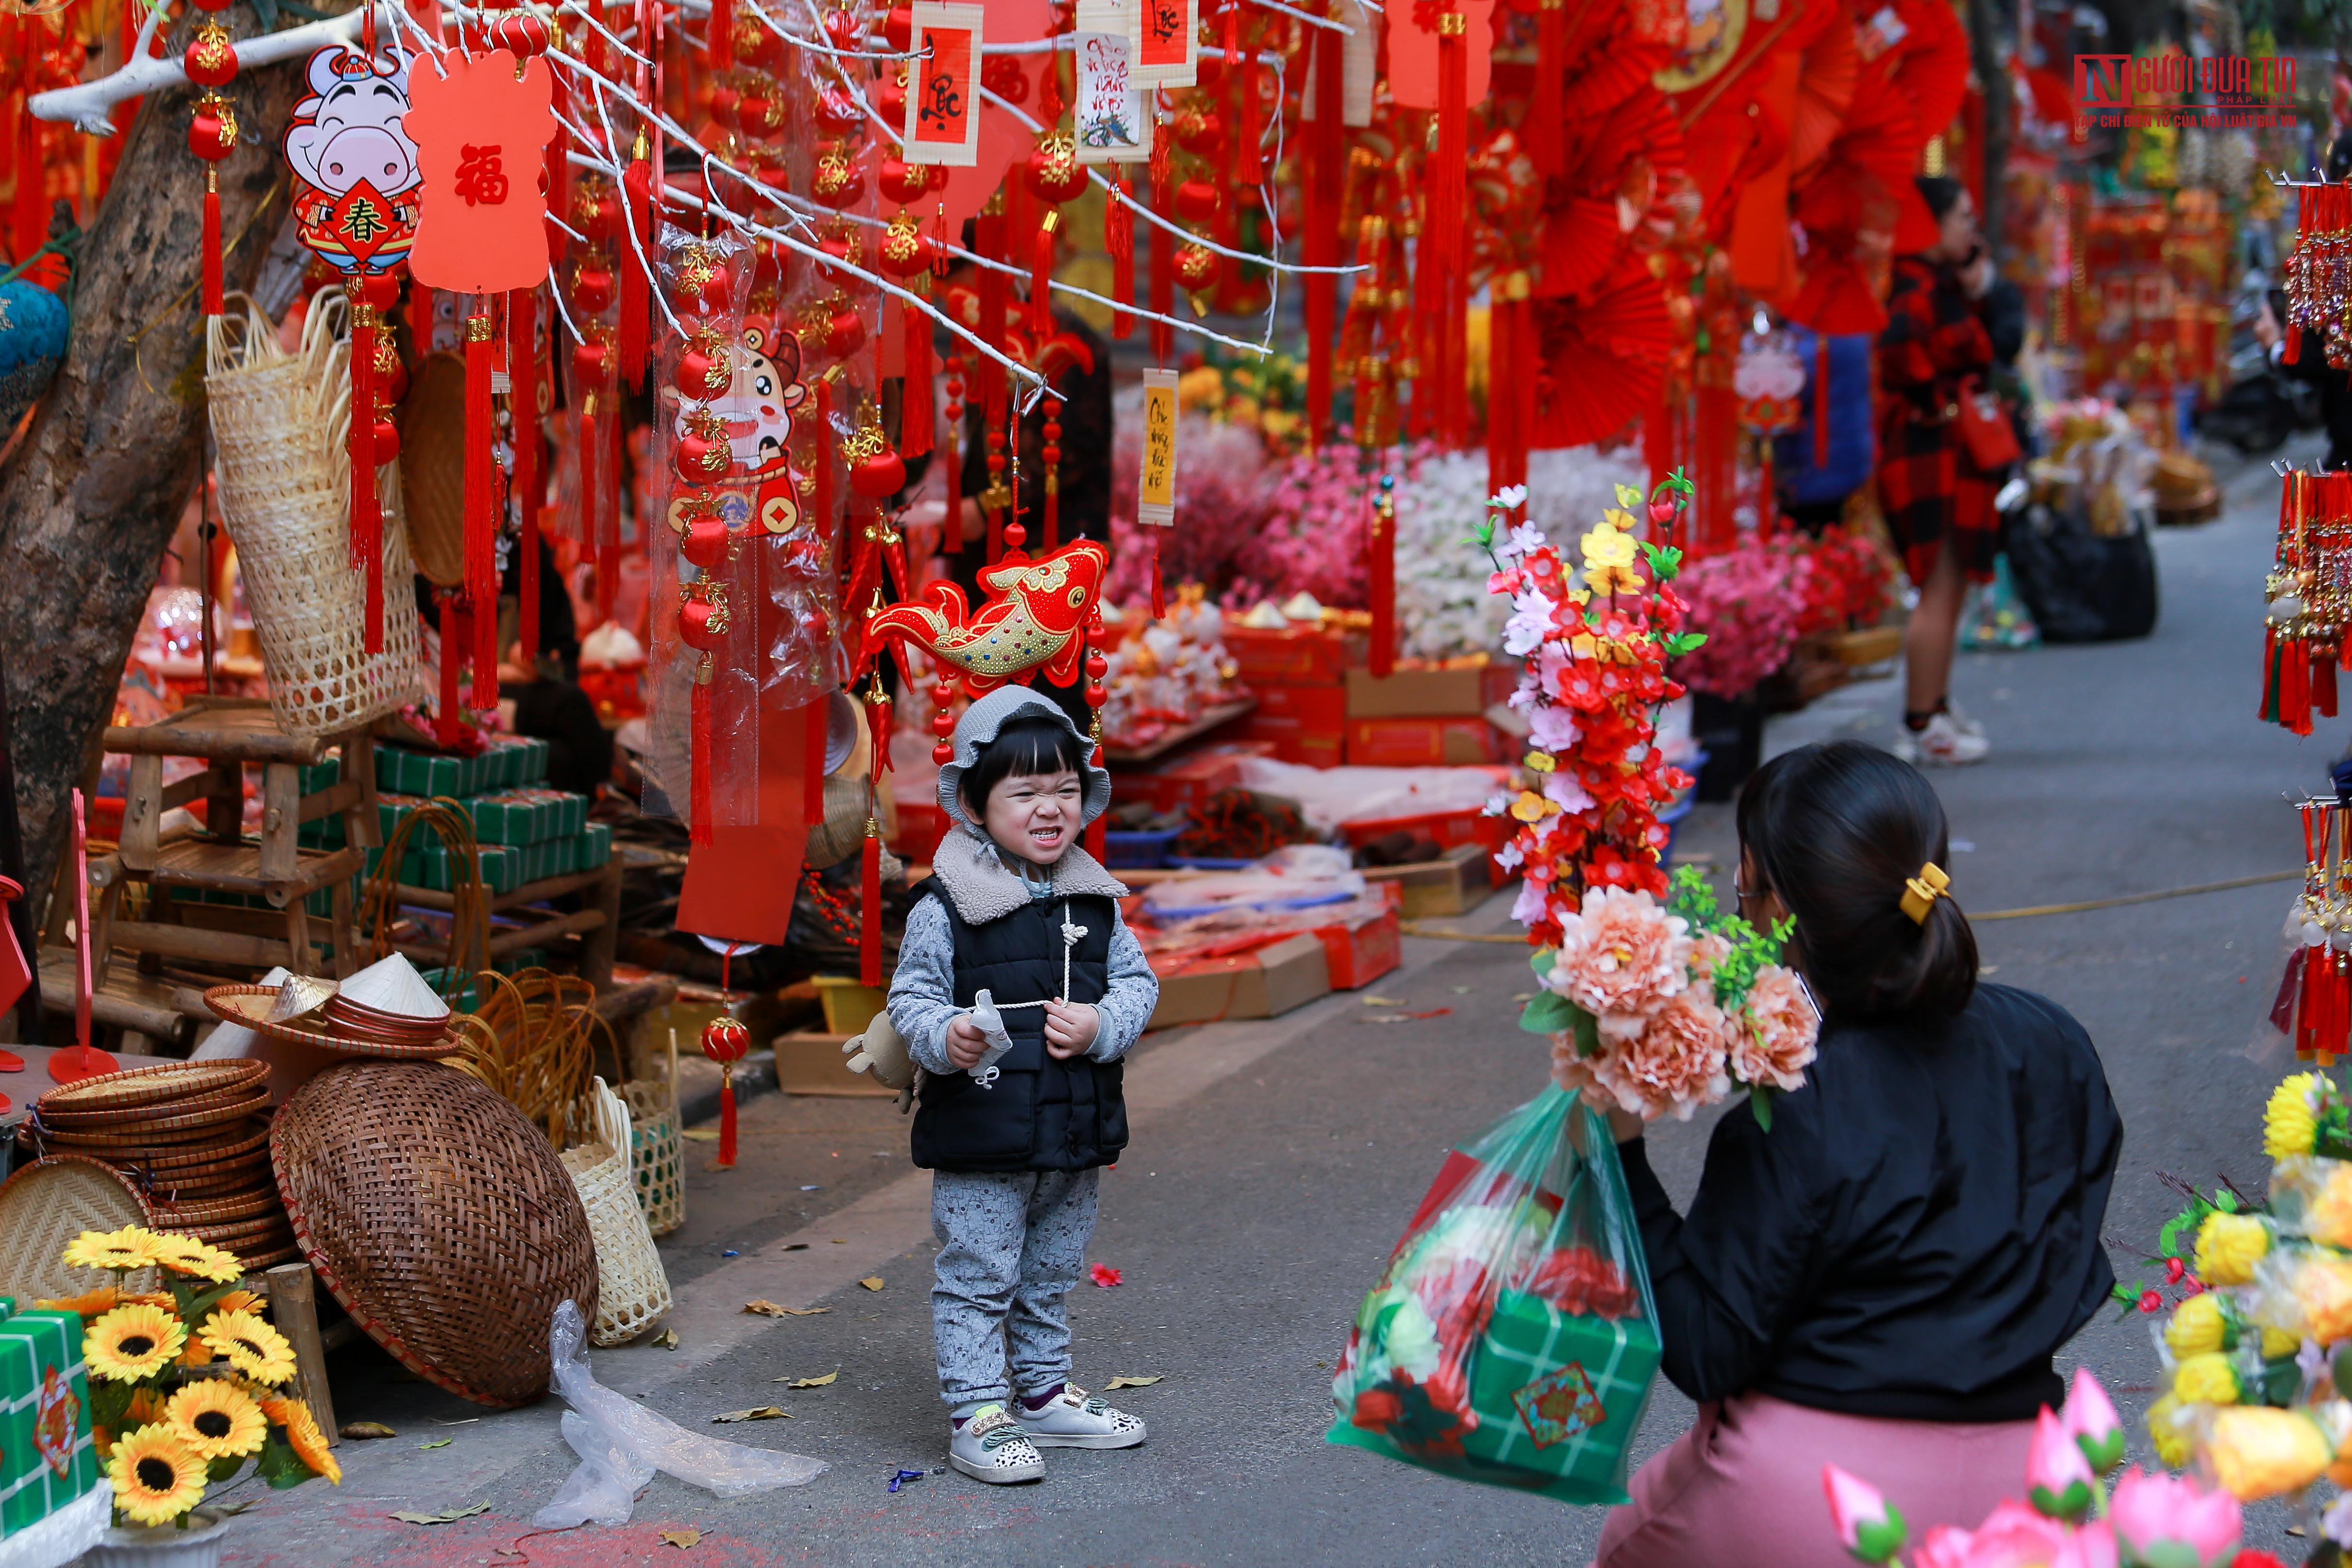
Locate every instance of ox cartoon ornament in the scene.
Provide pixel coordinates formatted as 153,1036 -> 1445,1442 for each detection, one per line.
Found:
283,43 -> 421,652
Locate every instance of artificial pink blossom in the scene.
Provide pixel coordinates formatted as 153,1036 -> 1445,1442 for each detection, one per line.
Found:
1914,1502 -> 2083,1568
1823,1465 -> 1906,1565
2026,1407 -> 2097,1519
1728,966 -> 1819,1093
1528,703 -> 1583,752
1590,985 -> 1729,1121
1543,771 -> 1596,815
1687,931 -> 1733,988
2108,1467 -> 2241,1568
2062,1368 -> 2126,1474
1548,887 -> 1691,1019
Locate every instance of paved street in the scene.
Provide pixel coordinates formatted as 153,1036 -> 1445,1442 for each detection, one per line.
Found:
213,436 -> 2334,1566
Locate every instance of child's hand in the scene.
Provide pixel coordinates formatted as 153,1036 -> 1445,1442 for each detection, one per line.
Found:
1042,1000 -> 1099,1059
944,1015 -> 988,1070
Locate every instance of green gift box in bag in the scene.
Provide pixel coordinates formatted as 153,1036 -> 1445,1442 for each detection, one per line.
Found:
0,1309 -> 96,1534
1327,1087 -> 1660,1506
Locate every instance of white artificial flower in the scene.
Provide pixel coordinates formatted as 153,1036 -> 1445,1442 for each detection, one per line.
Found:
1495,839 -> 1526,872
1503,588 -> 1559,656
1527,703 -> 1581,752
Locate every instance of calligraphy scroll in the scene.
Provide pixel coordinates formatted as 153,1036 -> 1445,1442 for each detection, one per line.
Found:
905,1 -> 984,166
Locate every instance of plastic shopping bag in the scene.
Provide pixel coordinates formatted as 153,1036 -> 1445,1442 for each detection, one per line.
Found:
1326,1087 -> 1660,1506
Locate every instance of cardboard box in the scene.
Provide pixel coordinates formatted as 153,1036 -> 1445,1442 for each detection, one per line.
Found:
1224,625 -> 1364,685
1147,932 -> 1331,1028
1109,748 -> 1243,816
772,1030 -> 898,1097
1346,717 -> 1501,768
1313,908 -> 1401,991
1237,683 -> 1348,769
0,1309 -> 95,1534
1344,661 -> 1519,718
1362,843 -> 1492,919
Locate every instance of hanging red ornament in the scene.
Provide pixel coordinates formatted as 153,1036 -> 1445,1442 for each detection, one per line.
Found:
680,506 -> 732,569
700,1013 -> 751,1165
184,23 -> 238,86
814,87 -> 865,134
847,433 -> 907,500
1173,105 -> 1224,157
1106,177 -> 1134,341
677,328 -> 731,400
620,132 -> 653,390
1024,134 -> 1088,205
675,406 -> 736,486
812,145 -> 866,209
1174,243 -> 1221,297
1173,177 -> 1222,226
879,210 -> 933,278
825,303 -> 868,358
875,76 -> 908,126
573,260 -> 616,314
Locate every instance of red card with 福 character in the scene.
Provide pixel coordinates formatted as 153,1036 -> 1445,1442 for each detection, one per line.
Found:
405,49 -> 557,294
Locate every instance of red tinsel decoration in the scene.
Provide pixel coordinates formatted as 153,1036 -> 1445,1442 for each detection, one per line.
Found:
860,828 -> 883,985
464,315 -> 498,697
1107,178 -> 1134,341
510,287 -> 540,665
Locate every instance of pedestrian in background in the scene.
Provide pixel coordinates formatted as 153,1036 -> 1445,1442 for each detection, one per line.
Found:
1593,741 -> 2122,1568
1878,177 -> 2006,766
886,687 -> 1160,1486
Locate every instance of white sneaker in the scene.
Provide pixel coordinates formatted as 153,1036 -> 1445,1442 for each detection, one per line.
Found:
1012,1383 -> 1147,1449
949,1405 -> 1046,1484
1898,712 -> 1989,766
1942,703 -> 1987,739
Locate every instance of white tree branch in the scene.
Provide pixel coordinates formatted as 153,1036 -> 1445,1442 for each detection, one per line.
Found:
29,1 -> 405,136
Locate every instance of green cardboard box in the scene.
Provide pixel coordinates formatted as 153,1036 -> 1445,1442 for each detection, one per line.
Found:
0,1310 -> 96,1533
1458,1289 -> 1659,1504
413,844 -> 519,894
577,822 -> 612,870
297,756 -> 341,796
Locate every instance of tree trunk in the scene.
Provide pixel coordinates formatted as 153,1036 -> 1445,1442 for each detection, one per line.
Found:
0,17 -> 303,922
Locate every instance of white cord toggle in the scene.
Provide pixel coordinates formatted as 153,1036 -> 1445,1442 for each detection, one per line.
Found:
961,905 -> 1090,1085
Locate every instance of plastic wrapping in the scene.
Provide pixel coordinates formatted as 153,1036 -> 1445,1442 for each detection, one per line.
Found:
533,1298 -> 825,1529
1140,844 -> 1366,923
1327,1087 -> 1659,1505
1234,757 -> 1505,837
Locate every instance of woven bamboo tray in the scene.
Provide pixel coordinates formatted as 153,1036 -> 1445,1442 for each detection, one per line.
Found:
38,1061 -> 267,1116
38,1075 -> 274,1129
205,986 -> 468,1060
150,1186 -> 281,1228
272,1060 -> 598,1407
37,1092 -> 272,1142
0,1156 -> 157,1303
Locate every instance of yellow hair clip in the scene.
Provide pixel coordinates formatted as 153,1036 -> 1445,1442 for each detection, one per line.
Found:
1900,862 -> 1951,925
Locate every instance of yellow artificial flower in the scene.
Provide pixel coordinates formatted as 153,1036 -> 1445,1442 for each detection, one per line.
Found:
63,1227 -> 161,1274
2165,1293 -> 2226,1358
2208,1405 -> 2334,1502
261,1395 -> 340,1484
107,1424 -> 206,1526
175,1293 -> 258,1370
2262,1325 -> 2302,1359
2298,1255 -> 2352,1343
2146,1394 -> 2197,1469
200,1309 -> 297,1387
2172,1352 -> 2242,1406
2267,1073 -> 2323,1160
1578,522 -> 1644,595
2196,1212 -> 2271,1287
165,1380 -> 266,1461
96,1387 -> 168,1461
34,1287 -> 120,1320
1509,791 -> 1552,823
85,1303 -> 188,1383
147,1234 -> 243,1285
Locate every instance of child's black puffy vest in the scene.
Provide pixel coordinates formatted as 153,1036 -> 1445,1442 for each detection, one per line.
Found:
908,883 -> 1128,1172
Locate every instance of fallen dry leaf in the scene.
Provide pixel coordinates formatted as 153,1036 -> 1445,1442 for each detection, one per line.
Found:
660,1528 -> 702,1549
744,1300 -> 829,1317
341,1422 -> 397,1440
711,1406 -> 790,1424
858,1277 -> 884,1291
1360,995 -> 1404,1007
775,1370 -> 840,1388
652,1329 -> 680,1349
388,1501 -> 490,1525
416,1439 -> 452,1450
1104,1374 -> 1163,1390
683,1129 -> 719,1142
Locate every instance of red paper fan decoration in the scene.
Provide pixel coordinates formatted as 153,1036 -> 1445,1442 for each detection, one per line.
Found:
1529,255 -> 1672,448
1787,8 -> 1860,186
1536,82 -> 1684,299
1889,0 -> 1970,153
1559,0 -> 1679,123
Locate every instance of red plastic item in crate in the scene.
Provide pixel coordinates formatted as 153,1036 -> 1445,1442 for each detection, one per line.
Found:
1109,747 -> 1245,815
1312,907 -> 1401,991
1341,803 -> 1513,886
1236,683 -> 1347,767
1345,716 -> 1501,767
1223,624 -> 1364,685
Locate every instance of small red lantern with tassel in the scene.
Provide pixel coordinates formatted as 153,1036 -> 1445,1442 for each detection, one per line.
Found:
701,1012 -> 751,1167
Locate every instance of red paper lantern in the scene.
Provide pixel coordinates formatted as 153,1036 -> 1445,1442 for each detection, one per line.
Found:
572,339 -> 609,387
709,81 -> 740,123
878,156 -> 940,207
812,148 -> 865,210
675,409 -> 734,485
575,181 -> 622,243
849,442 -> 907,499
187,99 -> 237,162
680,508 -> 732,568
573,263 -> 616,314
1174,243 -> 1221,294
1024,136 -> 1087,205
875,78 -> 907,125
184,23 -> 237,87
824,305 -> 866,357
879,213 -> 934,278
1174,178 -> 1222,225
680,590 -> 730,653
884,5 -> 913,51
735,13 -> 779,67
814,87 -> 864,134
677,335 -> 731,400
373,415 -> 402,462
1173,107 -> 1225,157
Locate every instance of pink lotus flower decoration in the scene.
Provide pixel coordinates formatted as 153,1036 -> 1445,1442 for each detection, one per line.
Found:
2025,1407 -> 2097,1520
1915,1505 -> 2114,1568
2108,1467 -> 2241,1568
2062,1367 -> 2126,1475
1824,1465 -> 1907,1565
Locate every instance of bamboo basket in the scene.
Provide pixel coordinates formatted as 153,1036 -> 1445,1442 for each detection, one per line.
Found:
205,289 -> 422,737
620,1030 -> 685,1238
563,1077 -> 672,1346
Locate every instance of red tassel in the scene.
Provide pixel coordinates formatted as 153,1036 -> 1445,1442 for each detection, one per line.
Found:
1813,333 -> 1832,470
903,292 -> 934,458
201,170 -> 224,317
814,378 -> 836,547
1149,140 -> 1174,363
1031,213 -> 1058,342
691,661 -> 715,845
578,404 -> 598,566
1084,806 -> 1106,864
1108,179 -> 1134,341
621,138 -> 652,391
464,317 -> 498,699
2288,639 -> 2314,736
511,290 -> 541,667
943,416 -> 963,550
351,297 -> 384,652
718,1063 -> 738,1165
599,410 -> 621,624
1150,535 -> 1164,619
2262,627 -> 2282,723
859,827 -> 883,986
711,0 -> 734,66
437,595 -> 463,745
1369,487 -> 1395,677
1529,0 -> 1563,177
2288,324 -> 2304,365
806,695 -> 831,826
2320,653 -> 2340,719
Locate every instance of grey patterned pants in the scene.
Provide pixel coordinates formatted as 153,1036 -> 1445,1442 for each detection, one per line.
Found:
930,1168 -> 1101,1411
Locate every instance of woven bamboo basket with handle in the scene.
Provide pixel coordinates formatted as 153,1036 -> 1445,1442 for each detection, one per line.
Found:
205,289 -> 422,737
564,1077 -> 672,1345
620,1029 -> 684,1237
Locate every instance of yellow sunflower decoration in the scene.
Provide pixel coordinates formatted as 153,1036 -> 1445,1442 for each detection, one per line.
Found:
64,1227 -> 161,1274
199,1309 -> 297,1386
164,1380 -> 267,1461
86,1303 -> 190,1382
262,1394 -> 341,1485
34,1286 -> 120,1318
95,1387 -> 168,1461
177,1290 -> 262,1369
108,1425 -> 206,1526
148,1234 -> 243,1284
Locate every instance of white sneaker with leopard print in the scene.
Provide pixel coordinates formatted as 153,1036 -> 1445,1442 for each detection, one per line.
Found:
950,1405 -> 1047,1484
1013,1384 -> 1147,1449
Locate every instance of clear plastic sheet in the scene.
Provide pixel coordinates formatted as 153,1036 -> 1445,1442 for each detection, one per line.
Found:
532,1298 -> 825,1531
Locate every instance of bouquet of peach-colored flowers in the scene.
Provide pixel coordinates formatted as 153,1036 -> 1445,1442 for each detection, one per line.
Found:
1530,865 -> 1820,1125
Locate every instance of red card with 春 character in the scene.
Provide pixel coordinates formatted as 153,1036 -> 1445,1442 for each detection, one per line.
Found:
404,49 -> 557,295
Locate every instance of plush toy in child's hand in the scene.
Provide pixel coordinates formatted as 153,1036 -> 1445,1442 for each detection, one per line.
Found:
843,1011 -> 917,1113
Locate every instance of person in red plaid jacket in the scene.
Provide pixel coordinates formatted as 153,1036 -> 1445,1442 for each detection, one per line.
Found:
1876,177 -> 2002,766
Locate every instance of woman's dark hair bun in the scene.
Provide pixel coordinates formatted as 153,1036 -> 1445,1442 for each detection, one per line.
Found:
1914,174 -> 1965,222
1735,739 -> 1978,1022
